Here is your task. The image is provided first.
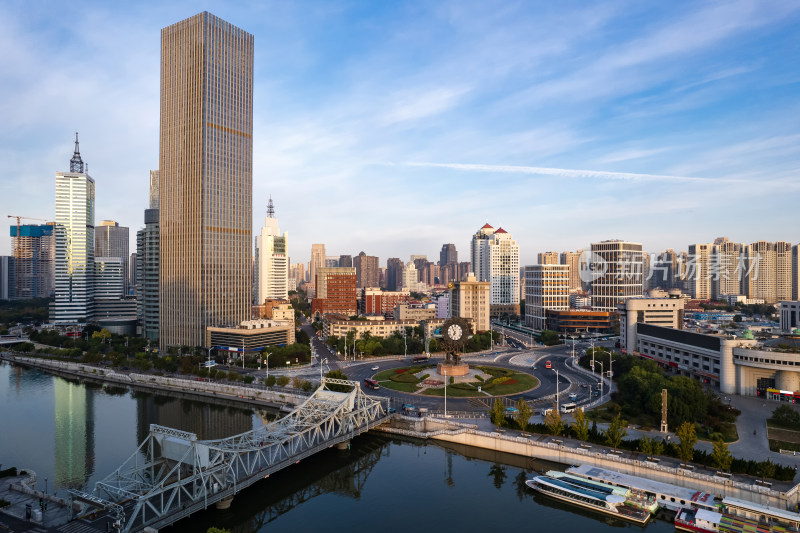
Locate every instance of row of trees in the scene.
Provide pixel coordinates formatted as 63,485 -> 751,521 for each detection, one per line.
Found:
490,400 -> 792,481
326,328 -> 501,357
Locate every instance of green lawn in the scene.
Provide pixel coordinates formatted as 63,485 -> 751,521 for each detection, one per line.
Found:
421,386 -> 485,397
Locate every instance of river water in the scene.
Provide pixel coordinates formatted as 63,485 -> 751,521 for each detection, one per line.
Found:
0,361 -> 674,532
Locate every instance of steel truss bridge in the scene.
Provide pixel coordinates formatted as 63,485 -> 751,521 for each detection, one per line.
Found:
69,378 -> 388,532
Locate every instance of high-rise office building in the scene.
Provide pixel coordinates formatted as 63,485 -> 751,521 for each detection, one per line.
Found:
386,257 -> 404,291
589,240 -> 643,313
354,251 -> 379,289
95,220 -> 130,295
525,264 -> 570,331
52,134 -> 95,324
338,254 -> 353,268
8,224 -> 55,299
255,197 -> 289,304
537,252 -> 559,265
94,257 -> 124,299
471,224 -> 520,316
309,244 -> 326,297
159,12 -> 254,349
325,256 -> 339,268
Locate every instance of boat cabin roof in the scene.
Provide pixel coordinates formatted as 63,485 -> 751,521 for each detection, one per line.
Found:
567,464 -> 716,508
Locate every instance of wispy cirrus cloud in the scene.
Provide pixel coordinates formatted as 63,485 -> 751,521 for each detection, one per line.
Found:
404,161 -> 752,185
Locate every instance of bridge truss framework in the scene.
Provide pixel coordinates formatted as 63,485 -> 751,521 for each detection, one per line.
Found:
70,378 -> 387,532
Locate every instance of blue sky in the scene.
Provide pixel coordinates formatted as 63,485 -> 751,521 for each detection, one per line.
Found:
1,0 -> 798,266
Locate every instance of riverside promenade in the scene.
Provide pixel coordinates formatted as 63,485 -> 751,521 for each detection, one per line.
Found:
376,415 -> 800,513
0,353 -> 307,410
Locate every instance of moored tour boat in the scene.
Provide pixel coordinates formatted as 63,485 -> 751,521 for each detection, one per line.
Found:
675,507 -> 722,532
526,474 -> 650,524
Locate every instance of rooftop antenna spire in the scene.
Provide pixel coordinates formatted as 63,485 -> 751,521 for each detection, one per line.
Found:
69,132 -> 85,173
267,195 -> 275,218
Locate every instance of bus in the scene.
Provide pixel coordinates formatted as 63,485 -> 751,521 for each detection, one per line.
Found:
545,361 -> 551,369
412,356 -> 429,363
560,402 -> 577,414
364,378 -> 380,390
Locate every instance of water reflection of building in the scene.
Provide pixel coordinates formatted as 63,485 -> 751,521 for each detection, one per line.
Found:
54,379 -> 95,488
136,394 -> 254,443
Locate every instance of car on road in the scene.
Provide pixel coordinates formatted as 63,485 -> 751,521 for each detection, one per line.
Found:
504,406 -> 519,415
580,383 -> 588,388
371,365 -> 379,371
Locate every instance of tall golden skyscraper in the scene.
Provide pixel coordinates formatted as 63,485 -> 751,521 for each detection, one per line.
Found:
159,12 -> 254,349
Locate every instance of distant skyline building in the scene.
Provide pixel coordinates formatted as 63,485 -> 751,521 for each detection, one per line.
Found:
325,256 -> 339,268
386,257 -> 404,291
289,262 -> 305,291
537,251 -> 559,265
148,170 -> 159,210
354,251 -> 379,289
560,250 -> 584,292
589,239 -> 643,313
52,134 -> 95,324
255,197 -> 289,304
158,12 -> 254,349
338,254 -> 353,268
309,244 -> 326,297
136,207 -> 159,341
95,220 -> 130,295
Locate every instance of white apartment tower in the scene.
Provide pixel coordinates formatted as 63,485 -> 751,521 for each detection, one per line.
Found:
687,243 -> 713,299
711,239 -> 743,299
52,134 -> 95,323
471,224 -> 520,311
255,197 -> 289,303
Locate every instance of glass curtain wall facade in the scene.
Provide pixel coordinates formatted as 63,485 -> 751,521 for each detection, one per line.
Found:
159,12 -> 254,349
53,140 -> 95,323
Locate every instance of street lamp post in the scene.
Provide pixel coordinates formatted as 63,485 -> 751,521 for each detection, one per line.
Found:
265,352 -> 271,380
443,369 -> 447,418
590,337 -> 596,376
554,368 -> 560,413
598,361 -> 604,399
320,358 -> 327,383
609,351 -> 613,380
